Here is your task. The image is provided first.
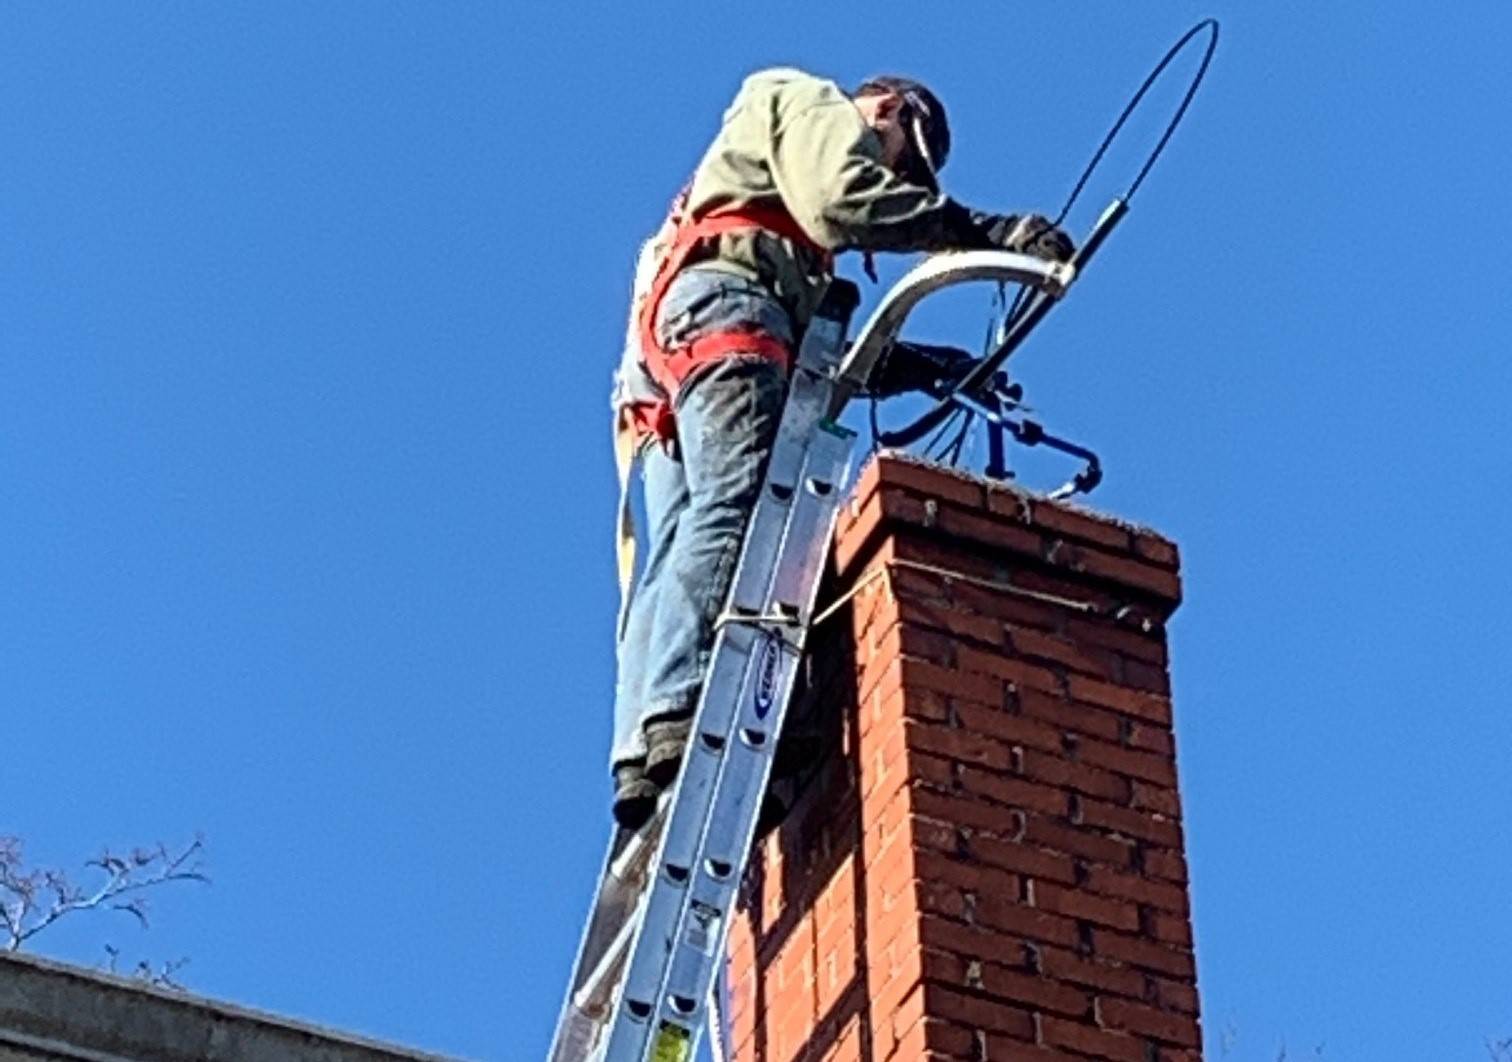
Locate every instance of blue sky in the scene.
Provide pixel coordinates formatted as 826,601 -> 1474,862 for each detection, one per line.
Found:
3,3 -> 1510,1059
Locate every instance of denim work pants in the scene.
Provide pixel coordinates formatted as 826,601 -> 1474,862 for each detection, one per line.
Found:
611,268 -> 792,769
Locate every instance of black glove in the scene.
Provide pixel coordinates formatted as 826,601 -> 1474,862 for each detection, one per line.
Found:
976,211 -> 1075,263
940,201 -> 1075,262
867,340 -> 979,399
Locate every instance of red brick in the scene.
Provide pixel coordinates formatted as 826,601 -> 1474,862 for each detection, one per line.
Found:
956,644 -> 1064,695
1074,736 -> 1179,788
952,702 -> 1063,756
965,832 -> 1078,885
956,765 -> 1070,816
874,458 -> 989,510
984,1038 -> 1090,1062
1025,498 -> 1135,553
1032,880 -> 1140,932
1023,815 -> 1137,868
1096,997 -> 1200,1047
861,720 -> 910,801
1058,542 -> 1183,604
1008,626 -> 1121,680
934,500 -> 1052,562
889,1014 -> 977,1060
1017,687 -> 1125,744
913,850 -> 1021,900
908,749 -> 958,790
973,893 -> 1081,948
1084,866 -> 1189,914
1130,781 -> 1182,818
913,788 -> 1026,840
1127,722 -> 1175,756
917,913 -> 1032,970
1039,945 -> 1146,997
918,879 -> 972,922
1019,748 -> 1133,804
947,577 -> 1065,633
922,983 -> 1037,1039
1039,1015 -> 1146,1062
833,489 -> 887,574
874,681 -> 950,727
983,483 -> 1035,524
1132,532 -> 1179,568
978,967 -> 1092,1020
1002,566 -> 1124,614
1150,975 -> 1200,1015
895,595 -> 1006,648
1093,929 -> 1196,978
1066,675 -> 1173,726
887,530 -> 1006,583
1119,656 -> 1171,694
1141,848 -> 1188,884
1148,911 -> 1194,948
909,814 -> 969,859
1064,616 -> 1168,666
1076,797 -> 1184,847
884,623 -> 957,667
888,558 -> 952,605
908,720 -> 1014,772
898,656 -> 1005,706
922,949 -> 1092,1019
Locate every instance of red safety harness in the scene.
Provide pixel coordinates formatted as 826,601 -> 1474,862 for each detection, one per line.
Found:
623,201 -> 833,445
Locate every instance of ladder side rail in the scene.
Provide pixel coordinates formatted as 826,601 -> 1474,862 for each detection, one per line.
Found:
602,292 -> 857,1060
721,304 -> 856,615
644,427 -> 855,1056
601,433 -> 831,1058
549,400 -> 818,1061
550,822 -> 648,1060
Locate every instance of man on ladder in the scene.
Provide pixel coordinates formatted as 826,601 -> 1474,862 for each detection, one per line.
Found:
610,67 -> 1074,830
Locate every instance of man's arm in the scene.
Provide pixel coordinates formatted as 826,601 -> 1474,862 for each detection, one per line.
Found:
769,97 -> 983,252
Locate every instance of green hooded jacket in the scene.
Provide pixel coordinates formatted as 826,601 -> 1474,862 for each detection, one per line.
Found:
677,66 -> 973,329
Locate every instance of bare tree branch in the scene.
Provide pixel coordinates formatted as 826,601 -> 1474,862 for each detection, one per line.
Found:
0,835 -> 207,953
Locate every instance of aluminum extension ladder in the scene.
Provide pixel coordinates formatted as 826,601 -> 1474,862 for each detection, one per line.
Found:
549,249 -> 1076,1062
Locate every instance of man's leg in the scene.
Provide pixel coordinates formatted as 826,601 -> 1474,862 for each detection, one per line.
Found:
610,442 -> 689,826
637,354 -> 786,784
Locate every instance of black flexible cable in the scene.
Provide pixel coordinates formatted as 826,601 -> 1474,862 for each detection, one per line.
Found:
992,18 -> 1220,349
1064,17 -> 1220,221
879,18 -> 1220,451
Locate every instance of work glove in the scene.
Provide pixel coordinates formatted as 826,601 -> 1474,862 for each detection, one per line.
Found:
976,211 -> 1076,263
867,340 -> 980,399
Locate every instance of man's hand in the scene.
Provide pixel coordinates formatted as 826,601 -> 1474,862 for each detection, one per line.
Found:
976,212 -> 1076,263
867,340 -> 980,399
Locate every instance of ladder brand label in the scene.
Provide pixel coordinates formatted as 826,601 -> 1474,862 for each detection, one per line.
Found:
753,636 -> 780,719
686,900 -> 722,956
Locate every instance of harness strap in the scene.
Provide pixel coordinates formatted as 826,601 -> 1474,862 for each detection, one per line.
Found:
614,202 -> 833,629
637,204 -> 832,402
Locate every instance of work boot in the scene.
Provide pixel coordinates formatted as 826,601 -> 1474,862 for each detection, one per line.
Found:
612,762 -> 658,831
644,716 -> 692,789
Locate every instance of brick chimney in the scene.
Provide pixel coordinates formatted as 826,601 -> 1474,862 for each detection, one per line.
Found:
725,453 -> 1198,1062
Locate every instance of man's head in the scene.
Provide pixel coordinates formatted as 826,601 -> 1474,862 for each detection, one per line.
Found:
852,76 -> 950,193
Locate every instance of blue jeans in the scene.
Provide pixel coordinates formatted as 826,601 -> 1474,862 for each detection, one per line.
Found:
612,269 -> 791,769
